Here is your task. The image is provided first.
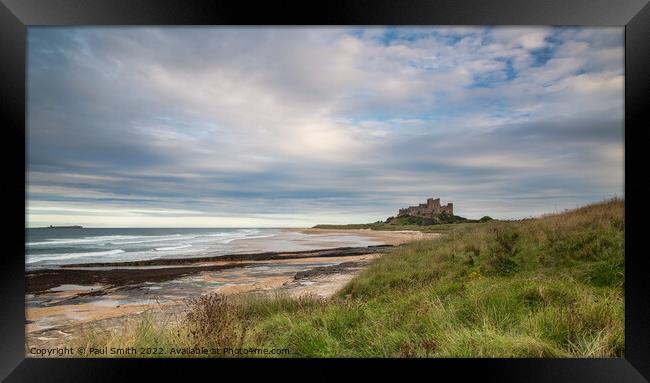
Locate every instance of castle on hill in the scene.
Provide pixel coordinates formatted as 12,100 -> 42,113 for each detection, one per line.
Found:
398,198 -> 453,217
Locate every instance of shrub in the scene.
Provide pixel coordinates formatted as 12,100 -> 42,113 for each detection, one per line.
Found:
184,294 -> 247,350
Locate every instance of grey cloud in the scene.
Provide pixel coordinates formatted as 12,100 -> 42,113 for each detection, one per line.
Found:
26,27 -> 624,226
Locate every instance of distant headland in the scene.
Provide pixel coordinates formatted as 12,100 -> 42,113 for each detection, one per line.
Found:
314,196 -> 493,230
44,225 -> 83,229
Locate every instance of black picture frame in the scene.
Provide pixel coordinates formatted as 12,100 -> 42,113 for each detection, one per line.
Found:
1,0 -> 648,381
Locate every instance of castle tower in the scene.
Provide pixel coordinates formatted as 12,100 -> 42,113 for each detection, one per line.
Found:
445,203 -> 453,215
398,197 -> 452,217
427,198 -> 441,209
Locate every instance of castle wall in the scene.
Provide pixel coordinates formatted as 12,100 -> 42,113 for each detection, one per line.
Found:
397,198 -> 453,217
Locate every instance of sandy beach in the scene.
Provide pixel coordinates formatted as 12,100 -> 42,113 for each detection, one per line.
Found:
26,229 -> 439,351
299,228 -> 437,246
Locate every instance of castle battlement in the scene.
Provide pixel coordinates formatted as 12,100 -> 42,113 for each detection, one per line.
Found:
398,197 -> 453,217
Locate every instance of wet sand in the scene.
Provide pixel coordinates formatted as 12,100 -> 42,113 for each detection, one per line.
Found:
26,252 -> 381,349
299,228 -> 439,246
26,229 -> 437,351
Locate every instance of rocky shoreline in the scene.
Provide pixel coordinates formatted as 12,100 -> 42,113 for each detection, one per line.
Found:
26,245 -> 393,294
25,246 -> 389,349
57,244 -> 393,267
26,230 -> 441,351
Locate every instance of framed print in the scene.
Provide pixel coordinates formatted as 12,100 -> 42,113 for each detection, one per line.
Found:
1,0 -> 649,381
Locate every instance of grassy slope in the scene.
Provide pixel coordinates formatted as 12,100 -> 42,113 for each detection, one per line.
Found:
313,213 -> 484,233
77,199 -> 624,357
311,222 -> 474,233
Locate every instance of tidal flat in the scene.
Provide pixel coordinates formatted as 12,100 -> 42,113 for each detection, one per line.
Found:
26,229 -> 437,351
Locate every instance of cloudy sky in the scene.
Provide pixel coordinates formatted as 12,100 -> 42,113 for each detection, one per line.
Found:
26,27 -> 624,228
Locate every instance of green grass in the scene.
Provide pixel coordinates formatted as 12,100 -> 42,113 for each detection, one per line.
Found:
312,222 -> 478,234
75,199 -> 624,357
313,212 -> 491,233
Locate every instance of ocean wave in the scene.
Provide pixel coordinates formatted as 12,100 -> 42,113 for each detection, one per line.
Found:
202,229 -> 260,238
27,235 -> 141,246
108,234 -> 189,245
221,233 -> 277,244
25,229 -> 281,266
28,231 -> 260,247
154,244 -> 192,251
26,249 -> 126,263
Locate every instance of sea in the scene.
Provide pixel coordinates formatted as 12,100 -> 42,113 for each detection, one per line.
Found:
25,227 -> 381,269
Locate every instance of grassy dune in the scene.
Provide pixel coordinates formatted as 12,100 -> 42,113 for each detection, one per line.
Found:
312,222 -> 475,233
313,213 -> 488,233
75,199 -> 624,357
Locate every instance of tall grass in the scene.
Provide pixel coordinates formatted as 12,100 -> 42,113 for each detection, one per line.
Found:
74,199 -> 624,357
